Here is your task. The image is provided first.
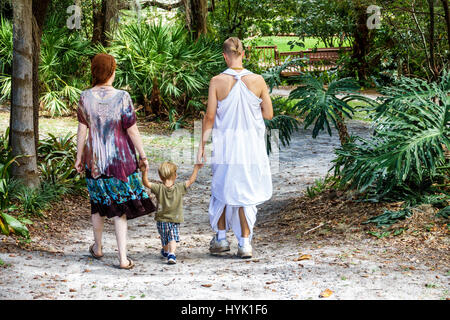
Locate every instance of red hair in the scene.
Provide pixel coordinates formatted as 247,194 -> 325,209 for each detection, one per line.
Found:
91,53 -> 116,86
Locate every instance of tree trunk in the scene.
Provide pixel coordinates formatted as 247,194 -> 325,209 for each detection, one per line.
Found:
351,1 -> 371,84
150,78 -> 161,117
32,0 -> 50,151
336,110 -> 350,146
10,0 -> 40,188
427,0 -> 439,81
92,0 -> 119,46
182,0 -> 208,39
442,0 -> 450,57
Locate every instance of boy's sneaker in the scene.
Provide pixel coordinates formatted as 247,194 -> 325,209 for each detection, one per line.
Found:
167,254 -> 176,264
161,249 -> 168,258
237,244 -> 252,259
209,234 -> 230,255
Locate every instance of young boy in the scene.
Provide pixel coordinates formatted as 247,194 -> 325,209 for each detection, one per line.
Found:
141,161 -> 202,264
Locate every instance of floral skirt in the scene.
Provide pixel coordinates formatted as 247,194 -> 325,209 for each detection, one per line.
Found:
86,170 -> 156,220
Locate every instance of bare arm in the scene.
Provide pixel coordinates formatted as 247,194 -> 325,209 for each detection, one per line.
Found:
197,78 -> 218,164
127,124 -> 149,170
185,164 -> 203,188
259,76 -> 273,120
75,123 -> 88,173
140,164 -> 152,189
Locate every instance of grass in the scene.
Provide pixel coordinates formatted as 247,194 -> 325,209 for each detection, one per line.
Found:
246,36 -> 352,52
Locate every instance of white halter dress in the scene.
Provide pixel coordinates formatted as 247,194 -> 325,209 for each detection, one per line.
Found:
208,68 -> 272,242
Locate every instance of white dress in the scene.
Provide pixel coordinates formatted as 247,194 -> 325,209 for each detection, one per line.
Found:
208,68 -> 272,242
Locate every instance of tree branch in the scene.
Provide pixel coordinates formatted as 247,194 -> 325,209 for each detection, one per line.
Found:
140,0 -> 184,10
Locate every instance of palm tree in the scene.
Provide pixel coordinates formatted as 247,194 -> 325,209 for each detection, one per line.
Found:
289,74 -> 375,146
10,0 -> 39,188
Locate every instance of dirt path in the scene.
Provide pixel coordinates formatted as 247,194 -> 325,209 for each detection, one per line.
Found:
0,120 -> 448,300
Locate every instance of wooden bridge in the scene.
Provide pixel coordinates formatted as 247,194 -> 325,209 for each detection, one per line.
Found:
247,46 -> 352,76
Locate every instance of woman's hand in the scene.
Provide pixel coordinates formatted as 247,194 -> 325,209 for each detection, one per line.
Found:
139,157 -> 149,173
196,145 -> 206,165
75,157 -> 84,173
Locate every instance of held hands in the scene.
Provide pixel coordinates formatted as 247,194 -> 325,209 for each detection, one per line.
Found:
196,145 -> 206,165
139,156 -> 149,173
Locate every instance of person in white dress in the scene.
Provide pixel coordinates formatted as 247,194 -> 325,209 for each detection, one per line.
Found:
197,37 -> 273,258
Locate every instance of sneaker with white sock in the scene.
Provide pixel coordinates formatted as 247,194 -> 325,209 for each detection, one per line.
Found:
237,244 -> 252,259
167,253 -> 176,264
209,234 -> 230,254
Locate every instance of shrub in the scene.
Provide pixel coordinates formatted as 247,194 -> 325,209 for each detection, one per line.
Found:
265,97 -> 299,154
105,22 -> 224,121
37,132 -> 85,191
0,127 -> 20,210
332,71 -> 450,202
39,14 -> 92,116
289,74 -> 376,146
0,15 -> 12,103
0,14 -> 92,116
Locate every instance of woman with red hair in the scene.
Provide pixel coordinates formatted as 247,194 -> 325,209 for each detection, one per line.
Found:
75,53 -> 155,269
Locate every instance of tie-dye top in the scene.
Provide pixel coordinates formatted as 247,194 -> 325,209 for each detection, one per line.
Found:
77,86 -> 138,182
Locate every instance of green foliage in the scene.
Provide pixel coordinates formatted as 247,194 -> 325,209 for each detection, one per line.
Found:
13,185 -> 48,217
363,208 -> 413,228
208,0 -> 297,39
106,22 -> 224,120
262,57 -> 308,92
0,15 -> 12,102
38,133 -> 84,190
306,175 -> 339,198
0,127 -> 21,210
0,14 -> 92,115
0,128 -> 84,239
289,74 -> 375,139
436,206 -> 450,219
332,72 -> 450,201
0,212 -> 29,239
264,97 -> 299,155
291,0 -> 353,48
39,14 -> 92,116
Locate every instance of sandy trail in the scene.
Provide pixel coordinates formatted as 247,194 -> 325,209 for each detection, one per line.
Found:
0,120 -> 448,300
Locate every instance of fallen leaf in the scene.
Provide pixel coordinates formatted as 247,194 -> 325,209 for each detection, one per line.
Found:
201,284 -> 212,288
294,254 -> 311,261
319,289 -> 333,298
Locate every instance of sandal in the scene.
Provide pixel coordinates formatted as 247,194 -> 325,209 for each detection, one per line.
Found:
119,258 -> 135,270
89,244 -> 103,260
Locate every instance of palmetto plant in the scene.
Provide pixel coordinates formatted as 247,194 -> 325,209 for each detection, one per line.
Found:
289,74 -> 376,146
265,97 -> 299,155
0,16 -> 12,103
0,14 -> 92,115
39,14 -> 92,116
332,71 -> 450,201
106,22 -> 224,119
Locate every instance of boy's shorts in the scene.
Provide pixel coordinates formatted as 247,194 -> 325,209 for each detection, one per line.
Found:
156,221 -> 180,247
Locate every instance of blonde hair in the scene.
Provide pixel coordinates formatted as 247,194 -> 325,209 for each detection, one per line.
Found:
223,37 -> 243,57
158,161 -> 177,181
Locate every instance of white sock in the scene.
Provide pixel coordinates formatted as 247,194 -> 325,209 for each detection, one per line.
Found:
239,237 -> 250,247
217,230 -> 226,241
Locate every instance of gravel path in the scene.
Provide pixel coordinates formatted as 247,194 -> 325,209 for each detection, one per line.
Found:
0,120 -> 448,300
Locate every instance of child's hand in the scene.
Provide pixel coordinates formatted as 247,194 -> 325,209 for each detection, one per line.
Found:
194,163 -> 203,169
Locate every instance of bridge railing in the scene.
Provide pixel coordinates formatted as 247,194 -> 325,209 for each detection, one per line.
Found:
246,46 -> 352,75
